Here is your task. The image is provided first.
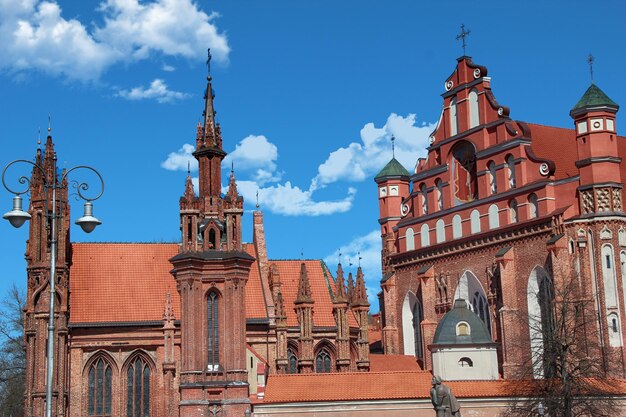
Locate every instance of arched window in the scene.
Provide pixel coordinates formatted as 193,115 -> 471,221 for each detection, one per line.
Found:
509,200 -> 518,223
529,194 -> 539,218
209,228 -> 216,249
126,356 -> 150,417
436,219 -> 446,243
420,184 -> 428,215
506,155 -> 516,189
207,291 -> 220,370
450,97 -> 458,136
452,215 -> 462,239
601,245 -> 619,309
435,179 -> 444,210
402,291 -> 424,361
287,348 -> 298,374
420,224 -> 430,247
405,228 -> 415,251
456,322 -> 470,336
469,89 -> 479,128
487,161 -> 497,194
315,349 -> 332,373
454,271 -> 491,333
458,357 -> 474,367
527,266 -> 555,379
451,141 -> 478,204
88,357 -> 112,416
470,210 -> 481,234
488,204 -> 499,229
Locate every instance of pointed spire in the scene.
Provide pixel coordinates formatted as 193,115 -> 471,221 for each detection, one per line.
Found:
226,167 -> 239,201
295,262 -> 313,304
43,133 -> 57,185
334,263 -> 347,302
353,266 -> 369,307
275,290 -> 286,318
184,171 -> 195,201
347,272 -> 355,305
163,292 -> 175,321
202,48 -> 218,147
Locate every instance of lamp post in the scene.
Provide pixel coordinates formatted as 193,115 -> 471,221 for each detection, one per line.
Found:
2,154 -> 104,417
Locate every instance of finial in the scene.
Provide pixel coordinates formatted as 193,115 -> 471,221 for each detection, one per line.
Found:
391,135 -> 395,158
187,161 -> 190,175
47,113 -> 51,134
37,127 -> 41,148
206,48 -> 212,76
256,189 -> 260,209
587,54 -> 595,84
456,24 -> 471,56
231,161 -> 234,175
300,249 -> 304,260
348,257 -> 353,271
358,251 -> 362,267
338,250 -> 342,265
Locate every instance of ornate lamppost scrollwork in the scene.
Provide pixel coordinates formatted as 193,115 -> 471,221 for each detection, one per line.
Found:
2,155 -> 104,417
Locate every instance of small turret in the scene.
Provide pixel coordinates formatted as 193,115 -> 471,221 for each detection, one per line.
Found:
570,83 -> 621,215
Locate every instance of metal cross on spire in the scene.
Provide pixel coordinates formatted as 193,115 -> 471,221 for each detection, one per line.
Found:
587,54 -> 595,84
206,48 -> 212,75
456,24 -> 471,56
391,135 -> 396,158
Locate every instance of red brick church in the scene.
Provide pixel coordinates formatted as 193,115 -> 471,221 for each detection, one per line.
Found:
17,52 -> 626,416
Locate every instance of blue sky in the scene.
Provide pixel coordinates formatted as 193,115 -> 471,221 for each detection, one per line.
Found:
1,0 -> 625,311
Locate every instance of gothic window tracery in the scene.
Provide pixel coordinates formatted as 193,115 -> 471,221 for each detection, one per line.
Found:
88,357 -> 112,417
451,141 -> 478,204
315,349 -> 332,373
287,348 -> 298,374
126,356 -> 150,417
207,291 -> 220,369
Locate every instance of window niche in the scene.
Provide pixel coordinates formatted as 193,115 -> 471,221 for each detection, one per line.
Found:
451,141 -> 478,205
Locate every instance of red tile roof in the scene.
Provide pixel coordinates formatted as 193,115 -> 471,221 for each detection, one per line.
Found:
263,371 -> 626,404
69,243 -> 181,323
263,371 -> 433,403
369,354 -> 421,372
69,243 -> 347,327
527,123 -> 578,180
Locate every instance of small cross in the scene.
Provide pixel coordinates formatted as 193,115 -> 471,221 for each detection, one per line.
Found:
206,48 -> 212,74
587,54 -> 595,84
391,135 -> 396,158
456,24 -> 471,56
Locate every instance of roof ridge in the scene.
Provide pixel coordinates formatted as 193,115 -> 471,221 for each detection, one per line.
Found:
268,370 -> 429,378
71,241 -> 180,245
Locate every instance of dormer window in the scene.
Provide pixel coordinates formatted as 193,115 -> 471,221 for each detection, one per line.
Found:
456,321 -> 470,336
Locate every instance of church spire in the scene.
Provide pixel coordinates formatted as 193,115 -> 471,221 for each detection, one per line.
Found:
353,266 -> 369,307
334,263 -> 347,302
202,48 -> 218,148
295,262 -> 313,304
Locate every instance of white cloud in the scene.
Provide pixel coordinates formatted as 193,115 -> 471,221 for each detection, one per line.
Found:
0,0 -> 229,81
223,135 -> 281,185
117,78 -> 190,103
236,180 -> 356,217
161,63 -> 175,72
161,143 -> 198,171
95,0 -> 229,63
312,113 -> 435,190
323,230 -> 382,308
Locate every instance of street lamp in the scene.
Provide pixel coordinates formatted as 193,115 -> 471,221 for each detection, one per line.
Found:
2,155 -> 104,417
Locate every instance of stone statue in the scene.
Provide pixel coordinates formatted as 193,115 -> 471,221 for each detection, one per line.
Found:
430,375 -> 461,417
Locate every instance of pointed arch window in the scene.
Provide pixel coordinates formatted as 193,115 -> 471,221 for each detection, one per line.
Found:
207,291 -> 220,370
509,199 -> 518,223
412,298 -> 424,360
405,228 -> 415,251
315,349 -> 332,373
529,194 -> 539,218
126,357 -> 150,417
88,357 -> 112,416
287,348 -> 298,374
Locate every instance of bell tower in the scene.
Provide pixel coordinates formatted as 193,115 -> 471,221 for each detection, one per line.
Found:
171,49 -> 253,417
570,82 -> 621,215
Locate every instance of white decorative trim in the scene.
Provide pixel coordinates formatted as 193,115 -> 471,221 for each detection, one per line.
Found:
473,68 -> 481,79
539,163 -> 550,176
445,80 -> 454,91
